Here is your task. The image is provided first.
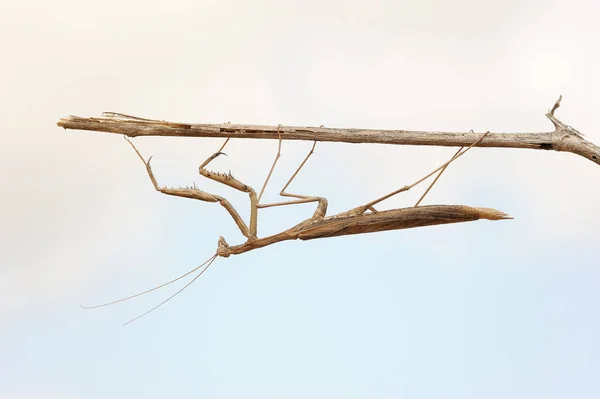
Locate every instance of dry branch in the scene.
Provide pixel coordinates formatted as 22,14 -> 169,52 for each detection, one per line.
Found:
57,97 -> 600,166
71,97 -> 600,325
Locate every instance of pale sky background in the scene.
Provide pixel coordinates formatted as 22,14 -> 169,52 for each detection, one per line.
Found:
1,0 -> 600,398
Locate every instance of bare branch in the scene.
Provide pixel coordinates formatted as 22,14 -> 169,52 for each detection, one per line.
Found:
57,98 -> 600,166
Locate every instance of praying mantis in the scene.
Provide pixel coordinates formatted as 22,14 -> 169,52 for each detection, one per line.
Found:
82,127 -> 511,324
60,98 -> 600,324
129,129 -> 510,257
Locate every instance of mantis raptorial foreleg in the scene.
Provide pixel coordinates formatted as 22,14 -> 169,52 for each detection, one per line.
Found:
125,137 -> 252,239
343,132 -> 489,216
198,138 -> 259,238
256,128 -> 327,221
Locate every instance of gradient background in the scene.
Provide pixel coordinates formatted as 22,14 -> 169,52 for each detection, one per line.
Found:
2,1 -> 599,398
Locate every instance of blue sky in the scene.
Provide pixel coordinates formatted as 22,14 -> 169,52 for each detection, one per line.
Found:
2,0 -> 600,398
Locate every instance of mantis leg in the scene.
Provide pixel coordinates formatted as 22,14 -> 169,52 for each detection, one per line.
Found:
343,132 -> 489,216
257,137 -> 328,221
125,138 -> 252,239
198,138 -> 259,239
257,125 -> 283,203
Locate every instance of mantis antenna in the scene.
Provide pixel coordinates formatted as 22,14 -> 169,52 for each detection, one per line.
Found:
82,253 -> 217,325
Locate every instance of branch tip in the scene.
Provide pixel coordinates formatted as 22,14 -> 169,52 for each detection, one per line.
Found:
550,95 -> 563,116
546,95 -> 565,130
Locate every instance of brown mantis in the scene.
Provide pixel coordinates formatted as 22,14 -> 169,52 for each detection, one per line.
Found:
83,129 -> 511,324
